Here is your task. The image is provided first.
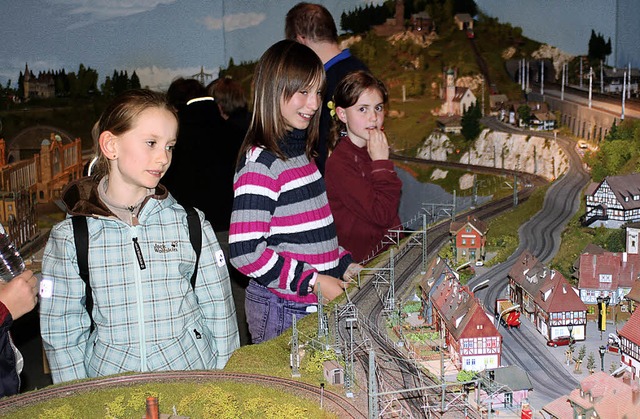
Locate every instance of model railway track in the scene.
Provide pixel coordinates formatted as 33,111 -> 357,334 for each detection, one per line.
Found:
0,371 -> 366,418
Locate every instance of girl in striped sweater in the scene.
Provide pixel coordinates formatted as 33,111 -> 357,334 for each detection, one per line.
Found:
229,40 -> 360,344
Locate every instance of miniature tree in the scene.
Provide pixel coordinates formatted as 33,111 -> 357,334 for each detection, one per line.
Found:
610,362 -> 619,374
586,353 -> 596,373
578,345 -> 587,361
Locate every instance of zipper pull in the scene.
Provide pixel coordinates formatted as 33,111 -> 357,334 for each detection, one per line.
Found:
132,237 -> 146,270
193,329 -> 202,339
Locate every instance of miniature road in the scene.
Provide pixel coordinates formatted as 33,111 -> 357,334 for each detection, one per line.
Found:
471,119 -> 591,410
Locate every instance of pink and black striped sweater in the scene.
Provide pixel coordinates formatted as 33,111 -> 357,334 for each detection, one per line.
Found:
229,129 -> 353,303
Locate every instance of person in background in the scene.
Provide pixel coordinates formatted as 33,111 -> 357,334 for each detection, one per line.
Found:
40,89 -> 239,384
208,77 -> 251,134
162,78 -> 229,232
285,2 -> 368,175
325,70 -> 402,263
229,40 -> 361,344
0,266 -> 38,397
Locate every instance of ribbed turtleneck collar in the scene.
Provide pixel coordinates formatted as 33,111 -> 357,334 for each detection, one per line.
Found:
280,129 -> 307,157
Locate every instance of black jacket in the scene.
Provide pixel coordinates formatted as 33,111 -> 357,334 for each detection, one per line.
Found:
0,303 -> 19,398
162,98 -> 244,232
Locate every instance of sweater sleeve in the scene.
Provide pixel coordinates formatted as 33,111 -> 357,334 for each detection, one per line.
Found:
193,213 -> 240,369
229,157 -> 318,298
39,220 -> 91,384
326,150 -> 402,228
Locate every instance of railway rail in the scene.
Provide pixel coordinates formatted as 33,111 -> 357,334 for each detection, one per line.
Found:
0,371 -> 366,418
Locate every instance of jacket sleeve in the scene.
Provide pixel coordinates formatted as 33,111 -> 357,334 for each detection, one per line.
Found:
194,214 -> 240,369
39,220 -> 91,384
326,152 -> 402,228
229,158 -> 318,298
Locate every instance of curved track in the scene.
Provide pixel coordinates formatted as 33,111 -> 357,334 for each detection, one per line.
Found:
0,371 -> 366,418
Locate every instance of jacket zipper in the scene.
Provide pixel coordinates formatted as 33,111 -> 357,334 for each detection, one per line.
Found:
132,225 -> 148,372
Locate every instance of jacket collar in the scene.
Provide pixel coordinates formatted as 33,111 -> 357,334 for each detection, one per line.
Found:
61,176 -> 169,218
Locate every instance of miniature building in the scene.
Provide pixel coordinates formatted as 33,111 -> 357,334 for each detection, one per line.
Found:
508,251 -> 587,343
575,228 -> 639,318
453,13 -> 473,31
427,257 -> 502,371
476,365 -> 533,414
441,68 -> 477,116
372,0 -> 404,37
23,63 -> 55,99
436,115 -> 462,134
418,257 -> 459,325
449,215 -> 487,264
583,173 -> 640,228
619,309 -> 640,379
323,360 -> 344,385
542,371 -> 640,418
410,11 -> 433,33
602,66 -> 639,94
0,130 -> 83,248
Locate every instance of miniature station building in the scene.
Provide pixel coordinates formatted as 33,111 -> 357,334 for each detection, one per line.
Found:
449,215 -> 487,265
0,128 -> 83,248
419,257 -> 502,372
507,251 -> 588,344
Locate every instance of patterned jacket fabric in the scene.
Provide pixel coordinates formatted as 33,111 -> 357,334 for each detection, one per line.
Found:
229,129 -> 353,303
40,177 -> 239,384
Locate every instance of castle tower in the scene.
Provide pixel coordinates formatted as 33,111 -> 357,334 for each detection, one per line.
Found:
23,63 -> 30,99
446,68 -> 456,115
395,0 -> 404,27
0,139 -> 6,168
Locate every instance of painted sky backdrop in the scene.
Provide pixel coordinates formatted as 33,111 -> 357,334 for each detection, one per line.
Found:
1,0 -> 380,90
3,1 -> 638,92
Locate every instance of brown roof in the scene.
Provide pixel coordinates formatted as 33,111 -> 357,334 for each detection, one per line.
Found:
535,270 -> 587,313
508,250 -> 548,297
431,275 -> 499,341
624,279 -> 640,303
450,215 -> 488,236
587,173 -> 640,211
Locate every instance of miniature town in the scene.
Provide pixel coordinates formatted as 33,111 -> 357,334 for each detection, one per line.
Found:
1,1 -> 640,418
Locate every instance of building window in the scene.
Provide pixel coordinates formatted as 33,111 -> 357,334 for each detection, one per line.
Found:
462,238 -> 466,245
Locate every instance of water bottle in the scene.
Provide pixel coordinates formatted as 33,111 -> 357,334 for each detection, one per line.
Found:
0,225 -> 24,282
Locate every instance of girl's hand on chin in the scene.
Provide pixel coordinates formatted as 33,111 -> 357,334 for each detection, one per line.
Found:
367,128 -> 389,161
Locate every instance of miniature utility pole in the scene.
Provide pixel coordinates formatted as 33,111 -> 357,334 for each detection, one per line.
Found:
513,174 -> 518,207
291,314 -> 300,377
588,67 -> 593,108
622,71 -> 627,120
368,350 -> 378,419
561,63 -> 566,101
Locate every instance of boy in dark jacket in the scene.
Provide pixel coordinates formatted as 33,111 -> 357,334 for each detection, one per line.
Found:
0,269 -> 39,397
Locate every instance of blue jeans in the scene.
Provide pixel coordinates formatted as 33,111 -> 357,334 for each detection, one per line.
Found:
245,281 -> 313,344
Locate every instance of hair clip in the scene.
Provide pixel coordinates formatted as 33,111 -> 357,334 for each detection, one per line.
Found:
327,100 -> 337,121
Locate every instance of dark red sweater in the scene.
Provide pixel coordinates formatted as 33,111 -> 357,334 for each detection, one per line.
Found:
325,137 -> 402,262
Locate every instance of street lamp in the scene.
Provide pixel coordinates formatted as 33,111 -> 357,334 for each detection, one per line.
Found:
567,322 -> 574,347
599,345 -> 606,372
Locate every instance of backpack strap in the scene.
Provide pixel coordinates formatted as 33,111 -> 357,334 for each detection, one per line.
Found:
184,206 -> 202,290
71,216 -> 95,333
71,207 -> 202,334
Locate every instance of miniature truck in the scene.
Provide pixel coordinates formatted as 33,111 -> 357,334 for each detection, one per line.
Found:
495,299 -> 521,328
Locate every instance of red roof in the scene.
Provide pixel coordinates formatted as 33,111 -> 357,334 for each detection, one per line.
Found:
578,252 -> 640,290
535,270 -> 587,313
619,308 -> 640,346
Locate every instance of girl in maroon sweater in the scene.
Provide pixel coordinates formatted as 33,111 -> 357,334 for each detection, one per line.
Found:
325,71 -> 402,263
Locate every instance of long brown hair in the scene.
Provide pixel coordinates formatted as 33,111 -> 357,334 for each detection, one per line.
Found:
90,89 -> 177,178
329,70 -> 388,152
238,39 -> 325,162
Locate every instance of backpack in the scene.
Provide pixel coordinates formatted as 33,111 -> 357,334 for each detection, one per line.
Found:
71,206 -> 202,332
